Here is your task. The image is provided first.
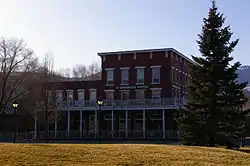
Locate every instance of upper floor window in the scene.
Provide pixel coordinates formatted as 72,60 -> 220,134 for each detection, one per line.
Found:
136,67 -> 144,84
176,70 -> 179,83
106,69 -> 114,85
121,68 -> 129,85
151,66 -> 160,84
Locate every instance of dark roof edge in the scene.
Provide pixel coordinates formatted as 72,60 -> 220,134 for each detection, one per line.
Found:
97,48 -> 195,65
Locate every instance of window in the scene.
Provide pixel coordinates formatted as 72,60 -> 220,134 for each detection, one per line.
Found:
121,69 -> 129,85
152,67 -> 160,84
136,68 -> 144,84
176,70 -> 179,83
121,91 -> 129,100
106,91 -> 114,101
136,90 -> 145,99
78,91 -> 84,101
106,70 -> 114,85
152,90 -> 161,99
172,69 -> 175,82
172,88 -> 176,98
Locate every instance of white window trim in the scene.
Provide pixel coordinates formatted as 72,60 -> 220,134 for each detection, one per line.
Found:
120,90 -> 130,92
135,89 -> 146,91
172,85 -> 181,90
135,66 -> 146,69
105,68 -> 115,71
104,89 -> 115,92
120,67 -> 130,69
150,88 -> 162,90
66,89 -> 74,93
150,65 -> 161,68
77,89 -> 85,92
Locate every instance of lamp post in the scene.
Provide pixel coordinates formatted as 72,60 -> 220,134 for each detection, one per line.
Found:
12,101 -> 19,143
97,96 -> 103,144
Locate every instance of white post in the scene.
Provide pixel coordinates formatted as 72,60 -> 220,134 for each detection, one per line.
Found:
34,113 -> 37,139
80,110 -> 82,138
95,110 -> 97,138
55,110 -> 57,138
143,109 -> 146,139
125,109 -> 128,139
111,110 -> 114,138
67,110 -> 70,138
162,109 -> 166,139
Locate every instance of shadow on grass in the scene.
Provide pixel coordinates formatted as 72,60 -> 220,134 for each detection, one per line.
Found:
237,148 -> 250,154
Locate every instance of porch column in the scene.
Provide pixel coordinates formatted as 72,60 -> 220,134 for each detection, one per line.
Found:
111,110 -> 114,138
80,110 -> 82,138
34,113 -> 37,139
95,110 -> 97,138
125,109 -> 128,139
55,110 -> 57,138
67,110 -> 70,138
162,109 -> 166,139
143,109 -> 146,139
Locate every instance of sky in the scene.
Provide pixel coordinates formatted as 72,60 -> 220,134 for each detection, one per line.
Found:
0,0 -> 249,71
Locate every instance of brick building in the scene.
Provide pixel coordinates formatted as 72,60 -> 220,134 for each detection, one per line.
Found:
34,48 -> 193,140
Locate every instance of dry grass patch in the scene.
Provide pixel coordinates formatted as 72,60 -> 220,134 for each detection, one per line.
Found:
0,143 -> 249,166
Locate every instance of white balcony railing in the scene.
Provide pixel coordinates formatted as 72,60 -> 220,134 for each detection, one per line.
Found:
36,98 -> 187,110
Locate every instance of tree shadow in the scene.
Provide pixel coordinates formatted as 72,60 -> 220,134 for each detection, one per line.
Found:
236,148 -> 250,154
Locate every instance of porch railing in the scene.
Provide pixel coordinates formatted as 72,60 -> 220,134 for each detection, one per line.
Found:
36,98 -> 187,110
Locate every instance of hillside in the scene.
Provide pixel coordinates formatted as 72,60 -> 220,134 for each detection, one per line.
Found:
238,65 -> 250,84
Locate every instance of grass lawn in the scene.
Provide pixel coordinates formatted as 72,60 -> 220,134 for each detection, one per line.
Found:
0,144 -> 249,166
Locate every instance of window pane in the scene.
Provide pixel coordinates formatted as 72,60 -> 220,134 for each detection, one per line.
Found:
152,90 -> 161,99
172,69 -> 175,82
121,91 -> 129,100
78,92 -> 84,101
137,68 -> 144,84
121,69 -> 129,84
107,70 -> 114,85
106,92 -> 114,101
136,90 -> 144,99
152,68 -> 160,84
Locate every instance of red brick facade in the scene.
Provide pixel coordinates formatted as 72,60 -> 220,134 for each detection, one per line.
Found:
99,48 -> 192,101
49,48 -> 192,102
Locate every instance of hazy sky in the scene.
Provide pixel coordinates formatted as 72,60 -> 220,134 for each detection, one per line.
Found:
0,0 -> 249,71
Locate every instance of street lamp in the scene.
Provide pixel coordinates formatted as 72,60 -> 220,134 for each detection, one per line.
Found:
97,96 -> 103,144
12,101 -> 19,143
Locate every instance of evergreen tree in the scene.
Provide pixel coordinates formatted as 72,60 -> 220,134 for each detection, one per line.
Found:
177,0 -> 247,147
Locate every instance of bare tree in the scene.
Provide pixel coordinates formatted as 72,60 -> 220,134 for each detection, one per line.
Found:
0,38 -> 39,115
87,61 -> 101,76
72,64 -> 87,79
58,68 -> 71,78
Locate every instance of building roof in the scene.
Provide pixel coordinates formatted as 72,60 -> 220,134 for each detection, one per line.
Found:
97,48 -> 194,65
